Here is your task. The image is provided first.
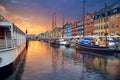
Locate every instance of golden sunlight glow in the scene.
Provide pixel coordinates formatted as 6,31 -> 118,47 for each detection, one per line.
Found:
7,14 -> 53,35
0,4 -> 70,35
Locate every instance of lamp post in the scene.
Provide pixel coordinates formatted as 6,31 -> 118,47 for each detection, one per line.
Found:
26,29 -> 28,34
25,29 -> 28,48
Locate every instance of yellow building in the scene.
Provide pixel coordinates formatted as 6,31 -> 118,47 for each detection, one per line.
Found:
109,13 -> 120,36
94,2 -> 120,37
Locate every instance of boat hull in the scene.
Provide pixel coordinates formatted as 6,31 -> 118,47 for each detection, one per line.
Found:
59,41 -> 67,45
75,43 -> 114,55
114,49 -> 120,53
50,41 -> 59,47
0,43 -> 26,79
65,44 -> 70,48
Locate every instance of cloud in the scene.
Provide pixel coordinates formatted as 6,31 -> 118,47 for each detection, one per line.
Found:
11,0 -> 18,3
11,0 -> 27,6
3,13 -> 32,32
0,5 -> 7,16
13,15 -> 30,21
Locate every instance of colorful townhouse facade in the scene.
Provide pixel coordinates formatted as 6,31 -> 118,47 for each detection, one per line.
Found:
94,2 -> 120,37
84,13 -> 95,36
63,23 -> 72,38
72,22 -> 77,38
77,20 -> 84,37
38,2 -> 120,39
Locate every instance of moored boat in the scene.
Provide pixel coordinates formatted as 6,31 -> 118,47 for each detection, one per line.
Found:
75,43 -> 114,54
75,37 -> 115,55
49,38 -> 59,47
65,43 -> 70,48
59,38 -> 67,45
114,49 -> 120,53
0,22 -> 26,79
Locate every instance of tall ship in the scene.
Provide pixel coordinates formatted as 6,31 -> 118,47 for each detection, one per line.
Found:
0,17 -> 27,79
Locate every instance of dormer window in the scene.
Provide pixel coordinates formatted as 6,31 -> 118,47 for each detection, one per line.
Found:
113,9 -> 117,13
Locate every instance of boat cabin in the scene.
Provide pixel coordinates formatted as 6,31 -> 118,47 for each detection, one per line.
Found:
0,22 -> 26,49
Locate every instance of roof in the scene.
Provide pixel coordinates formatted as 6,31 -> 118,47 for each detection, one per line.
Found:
97,2 -> 118,15
94,2 -> 120,19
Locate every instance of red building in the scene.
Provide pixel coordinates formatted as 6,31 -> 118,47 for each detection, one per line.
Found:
84,13 -> 95,36
72,22 -> 77,37
77,19 -> 84,37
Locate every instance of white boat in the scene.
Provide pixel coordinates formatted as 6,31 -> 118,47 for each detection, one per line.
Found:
0,22 -> 26,79
65,38 -> 76,47
59,38 -> 68,45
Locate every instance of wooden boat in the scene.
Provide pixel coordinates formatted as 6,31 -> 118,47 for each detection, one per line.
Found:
65,42 -> 75,48
114,43 -> 120,53
75,43 -> 114,55
65,43 -> 70,48
114,49 -> 120,53
59,38 -> 67,45
50,39 -> 59,47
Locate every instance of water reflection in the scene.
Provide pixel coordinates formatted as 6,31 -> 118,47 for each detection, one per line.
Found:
51,47 -> 59,72
52,46 -> 120,80
5,41 -> 120,80
65,49 -> 120,80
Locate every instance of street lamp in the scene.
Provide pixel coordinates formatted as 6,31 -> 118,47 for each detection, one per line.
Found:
26,29 -> 28,34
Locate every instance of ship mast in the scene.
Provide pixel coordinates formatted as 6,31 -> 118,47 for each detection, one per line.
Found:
52,13 -> 56,38
83,0 -> 86,37
104,2 -> 108,46
52,13 -> 56,30
62,15 -> 65,38
63,15 -> 65,27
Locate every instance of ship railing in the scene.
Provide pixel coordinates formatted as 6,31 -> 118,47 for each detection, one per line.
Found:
0,39 -> 17,50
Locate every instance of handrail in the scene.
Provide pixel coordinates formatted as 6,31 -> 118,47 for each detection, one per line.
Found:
0,39 -> 17,50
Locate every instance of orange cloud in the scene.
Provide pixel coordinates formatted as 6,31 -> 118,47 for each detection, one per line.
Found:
0,4 -> 69,35
0,5 -> 8,17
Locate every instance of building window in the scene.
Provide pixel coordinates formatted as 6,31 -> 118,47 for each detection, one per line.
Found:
104,24 -> 108,29
113,9 -> 117,13
111,16 -> 114,21
97,26 -> 99,30
116,31 -> 119,35
101,32 -> 104,36
98,26 -> 100,30
116,24 -> 119,28
105,12 -> 108,16
104,17 -> 108,22
99,19 -> 100,23
111,24 -> 114,28
106,25 -> 108,29
101,26 -> 103,29
116,15 -> 119,20
111,31 -> 114,36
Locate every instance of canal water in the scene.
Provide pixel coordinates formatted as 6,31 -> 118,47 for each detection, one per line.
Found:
6,41 -> 120,80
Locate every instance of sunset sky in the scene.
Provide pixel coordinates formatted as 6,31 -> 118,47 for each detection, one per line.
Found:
0,0 -> 119,35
